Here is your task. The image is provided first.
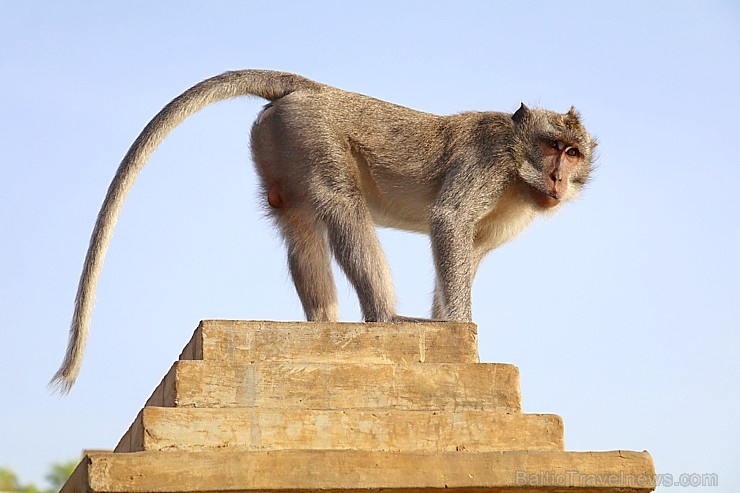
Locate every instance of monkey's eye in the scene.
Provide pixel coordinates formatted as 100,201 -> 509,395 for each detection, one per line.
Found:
546,139 -> 559,150
565,147 -> 580,157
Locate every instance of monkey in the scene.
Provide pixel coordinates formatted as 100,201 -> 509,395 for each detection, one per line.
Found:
50,69 -> 597,393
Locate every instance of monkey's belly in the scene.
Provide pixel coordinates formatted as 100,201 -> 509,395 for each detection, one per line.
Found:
364,194 -> 430,233
356,163 -> 435,233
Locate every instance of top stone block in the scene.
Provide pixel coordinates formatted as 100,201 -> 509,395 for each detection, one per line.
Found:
179,320 -> 479,364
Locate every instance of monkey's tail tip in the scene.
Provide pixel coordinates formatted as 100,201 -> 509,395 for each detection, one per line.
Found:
48,371 -> 75,396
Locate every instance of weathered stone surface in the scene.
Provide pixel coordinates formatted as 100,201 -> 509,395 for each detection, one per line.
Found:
61,320 -> 656,493
62,449 -> 656,493
114,407 -> 563,453
179,320 -> 479,364
144,360 -> 521,411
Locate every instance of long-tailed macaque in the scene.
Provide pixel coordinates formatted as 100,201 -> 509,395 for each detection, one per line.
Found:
51,70 -> 597,392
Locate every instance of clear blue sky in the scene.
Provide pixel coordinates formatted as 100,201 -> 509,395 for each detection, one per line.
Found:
1,1 -> 738,490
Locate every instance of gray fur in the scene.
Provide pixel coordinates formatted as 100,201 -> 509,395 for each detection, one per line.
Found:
51,70 -> 596,393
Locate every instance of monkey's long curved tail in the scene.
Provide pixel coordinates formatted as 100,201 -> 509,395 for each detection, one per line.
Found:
50,70 -> 323,394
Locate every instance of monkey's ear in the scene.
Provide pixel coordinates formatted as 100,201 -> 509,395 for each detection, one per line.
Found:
512,102 -> 531,123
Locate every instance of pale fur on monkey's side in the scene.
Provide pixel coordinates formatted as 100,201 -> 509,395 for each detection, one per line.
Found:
51,69 -> 597,393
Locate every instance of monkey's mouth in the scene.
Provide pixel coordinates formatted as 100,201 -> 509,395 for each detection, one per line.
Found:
529,186 -> 561,208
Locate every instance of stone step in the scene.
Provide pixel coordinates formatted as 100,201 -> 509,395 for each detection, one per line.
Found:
144,360 -> 521,411
179,320 -> 479,364
144,361 -> 521,411
63,449 -> 656,493
114,407 -> 563,453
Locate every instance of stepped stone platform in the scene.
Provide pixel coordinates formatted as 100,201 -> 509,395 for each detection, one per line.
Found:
61,320 -> 655,492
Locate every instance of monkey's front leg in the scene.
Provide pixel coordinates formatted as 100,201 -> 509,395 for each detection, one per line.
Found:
429,207 -> 475,322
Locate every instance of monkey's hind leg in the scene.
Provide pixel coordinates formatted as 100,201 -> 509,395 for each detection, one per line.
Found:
273,206 -> 340,322
431,281 -> 447,320
316,181 -> 398,323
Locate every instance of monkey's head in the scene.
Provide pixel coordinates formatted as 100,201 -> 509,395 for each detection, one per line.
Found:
511,103 -> 597,209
